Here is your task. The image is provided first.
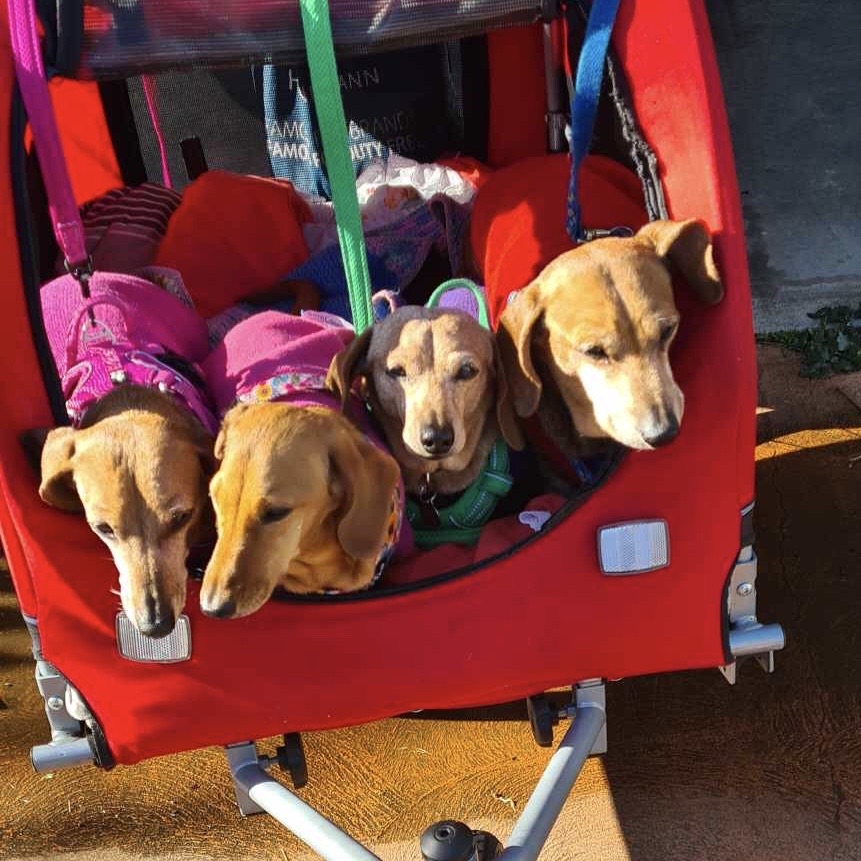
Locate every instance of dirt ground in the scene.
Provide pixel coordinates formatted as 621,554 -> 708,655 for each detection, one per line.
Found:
1,343 -> 860,861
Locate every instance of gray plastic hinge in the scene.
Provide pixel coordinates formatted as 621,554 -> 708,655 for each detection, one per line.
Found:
719,547 -> 785,684
225,742 -> 266,816
561,678 -> 607,756
35,660 -> 82,739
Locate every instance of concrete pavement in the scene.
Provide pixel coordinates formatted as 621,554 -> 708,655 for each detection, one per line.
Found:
706,1 -> 861,332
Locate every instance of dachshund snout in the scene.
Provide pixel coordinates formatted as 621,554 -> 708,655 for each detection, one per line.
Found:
419,423 -> 454,456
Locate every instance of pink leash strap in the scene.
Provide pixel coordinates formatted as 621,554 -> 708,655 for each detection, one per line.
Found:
8,0 -> 89,269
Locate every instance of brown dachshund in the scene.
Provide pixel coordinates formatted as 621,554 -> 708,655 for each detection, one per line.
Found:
328,305 -> 523,497
497,219 -> 723,457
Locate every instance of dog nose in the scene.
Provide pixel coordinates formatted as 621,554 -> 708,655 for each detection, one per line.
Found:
644,414 -> 680,448
420,424 -> 454,455
137,592 -> 175,638
138,610 -> 176,639
201,598 -> 236,619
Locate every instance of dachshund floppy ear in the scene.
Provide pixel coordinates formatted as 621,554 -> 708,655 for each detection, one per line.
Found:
39,426 -> 82,512
214,403 -> 251,462
635,218 -> 724,305
496,285 -> 545,419
492,338 -> 525,450
326,327 -> 374,411
328,426 -> 399,562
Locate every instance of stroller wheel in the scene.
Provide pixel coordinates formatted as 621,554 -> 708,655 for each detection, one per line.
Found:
526,694 -> 558,747
275,733 -> 308,788
419,821 -> 501,861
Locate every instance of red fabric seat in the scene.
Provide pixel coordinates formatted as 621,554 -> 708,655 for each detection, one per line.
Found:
469,153 -> 649,325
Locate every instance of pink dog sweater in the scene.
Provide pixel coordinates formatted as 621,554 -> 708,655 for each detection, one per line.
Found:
202,310 -> 409,589
40,269 -> 218,434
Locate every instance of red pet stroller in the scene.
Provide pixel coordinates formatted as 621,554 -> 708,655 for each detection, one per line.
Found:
1,0 -> 784,858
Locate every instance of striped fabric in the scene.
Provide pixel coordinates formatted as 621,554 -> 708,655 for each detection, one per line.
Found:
71,182 -> 182,275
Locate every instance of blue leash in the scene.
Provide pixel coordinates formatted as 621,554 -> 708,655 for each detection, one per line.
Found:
563,0 -> 625,487
566,0 -> 626,242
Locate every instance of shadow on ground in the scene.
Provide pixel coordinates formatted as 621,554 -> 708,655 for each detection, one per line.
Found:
1,345 -> 860,861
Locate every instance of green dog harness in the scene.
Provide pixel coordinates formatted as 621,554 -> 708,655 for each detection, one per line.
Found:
407,437 -> 513,549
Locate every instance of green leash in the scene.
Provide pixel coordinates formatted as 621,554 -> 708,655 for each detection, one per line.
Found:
291,13 -> 515,547
298,0 -> 374,333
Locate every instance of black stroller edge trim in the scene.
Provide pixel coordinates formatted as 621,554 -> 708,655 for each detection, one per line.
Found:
719,553 -> 735,666
740,501 -> 755,548
87,716 -> 116,770
269,446 -> 628,604
10,84 -> 69,428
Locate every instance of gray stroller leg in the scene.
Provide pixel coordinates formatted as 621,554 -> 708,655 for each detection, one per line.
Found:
497,684 -> 606,861
225,742 -> 382,861
224,682 -> 607,861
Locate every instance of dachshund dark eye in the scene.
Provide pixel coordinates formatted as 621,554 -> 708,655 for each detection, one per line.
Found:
659,321 -> 678,344
385,365 -> 406,379
93,522 -> 115,539
583,346 -> 609,362
168,509 -> 193,531
261,506 -> 292,525
454,363 -> 478,382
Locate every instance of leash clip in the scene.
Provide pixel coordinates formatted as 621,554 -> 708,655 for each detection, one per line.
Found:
64,255 -> 96,324
64,254 -> 94,289
417,473 -> 440,528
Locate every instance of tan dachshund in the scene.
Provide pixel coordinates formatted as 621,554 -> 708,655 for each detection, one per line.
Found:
199,311 -> 403,618
200,402 -> 400,616
39,386 -> 214,637
37,272 -> 217,638
327,305 -> 523,497
496,219 -> 723,457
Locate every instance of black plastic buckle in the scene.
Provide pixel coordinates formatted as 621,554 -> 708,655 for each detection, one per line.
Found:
580,225 -> 635,242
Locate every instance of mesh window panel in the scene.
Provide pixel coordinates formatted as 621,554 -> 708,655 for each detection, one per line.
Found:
126,40 -> 485,193
53,0 -> 542,79
128,70 -> 272,189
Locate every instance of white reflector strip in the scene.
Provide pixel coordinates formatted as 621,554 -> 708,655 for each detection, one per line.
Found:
598,520 -> 669,575
116,612 -> 192,662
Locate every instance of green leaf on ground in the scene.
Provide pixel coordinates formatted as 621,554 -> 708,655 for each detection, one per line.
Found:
758,303 -> 861,379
